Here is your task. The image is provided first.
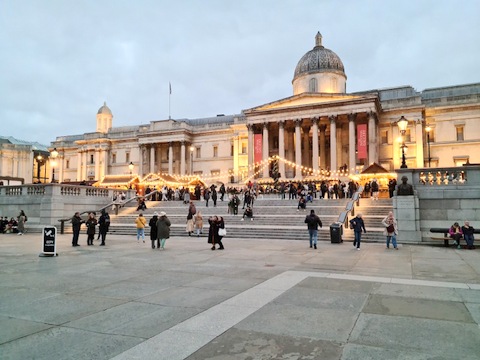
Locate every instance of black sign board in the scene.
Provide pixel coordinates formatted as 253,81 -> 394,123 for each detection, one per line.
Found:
42,226 -> 57,256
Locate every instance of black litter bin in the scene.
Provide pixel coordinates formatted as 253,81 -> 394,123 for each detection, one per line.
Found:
330,222 -> 343,243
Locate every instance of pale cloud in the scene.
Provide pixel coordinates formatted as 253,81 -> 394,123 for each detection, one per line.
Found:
0,0 -> 479,145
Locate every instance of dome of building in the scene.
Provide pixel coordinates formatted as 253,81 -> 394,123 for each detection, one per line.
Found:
97,101 -> 112,115
293,32 -> 345,80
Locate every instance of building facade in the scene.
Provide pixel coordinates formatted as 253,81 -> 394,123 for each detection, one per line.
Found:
49,32 -> 480,185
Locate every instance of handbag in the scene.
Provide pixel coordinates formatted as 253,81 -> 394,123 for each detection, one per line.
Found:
386,224 -> 395,233
218,227 -> 227,236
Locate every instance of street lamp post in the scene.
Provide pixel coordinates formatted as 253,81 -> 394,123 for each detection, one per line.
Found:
128,162 -> 134,176
190,146 -> 195,175
36,154 -> 43,183
51,148 -> 58,183
425,125 -> 431,167
397,116 -> 408,169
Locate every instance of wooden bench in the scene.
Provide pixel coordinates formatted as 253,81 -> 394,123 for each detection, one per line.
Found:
430,228 -> 479,247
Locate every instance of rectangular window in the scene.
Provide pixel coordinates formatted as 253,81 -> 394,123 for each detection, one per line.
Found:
213,146 -> 218,158
112,153 -> 116,164
381,130 -> 388,144
456,126 -> 464,141
241,142 -> 247,154
273,136 -> 279,149
66,160 -> 70,169
196,147 -> 201,159
231,144 -> 234,156
126,152 -> 130,163
405,129 -> 411,143
90,154 -> 94,164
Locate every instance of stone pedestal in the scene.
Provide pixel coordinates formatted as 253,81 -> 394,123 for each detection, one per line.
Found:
393,194 -> 421,243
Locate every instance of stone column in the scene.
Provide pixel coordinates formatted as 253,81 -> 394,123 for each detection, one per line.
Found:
392,125 -> 400,169
295,119 -> 302,179
180,141 -> 186,175
311,118 -> 319,171
278,120 -> 285,179
77,152 -> 82,181
82,150 -> 88,180
168,142 -> 173,175
94,149 -> 100,181
329,116 -> 337,171
348,113 -> 356,173
368,111 -> 377,164
233,136 -> 239,182
150,145 -> 156,174
262,122 -> 269,178
247,124 -> 254,177
319,124 -> 326,169
101,148 -> 108,179
415,119 -> 425,168
138,146 -> 143,177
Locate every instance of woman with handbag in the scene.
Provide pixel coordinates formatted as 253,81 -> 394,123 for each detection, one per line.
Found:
382,211 -> 398,250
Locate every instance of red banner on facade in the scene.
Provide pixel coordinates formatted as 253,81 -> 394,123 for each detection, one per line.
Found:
254,134 -> 263,164
357,124 -> 367,160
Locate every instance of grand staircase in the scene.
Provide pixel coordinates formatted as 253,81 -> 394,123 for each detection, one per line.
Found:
90,195 -> 393,243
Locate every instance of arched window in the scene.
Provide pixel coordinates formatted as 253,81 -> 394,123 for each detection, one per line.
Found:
309,78 -> 317,92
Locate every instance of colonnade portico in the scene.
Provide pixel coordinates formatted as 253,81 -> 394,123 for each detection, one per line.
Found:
137,141 -> 194,178
247,111 -> 380,180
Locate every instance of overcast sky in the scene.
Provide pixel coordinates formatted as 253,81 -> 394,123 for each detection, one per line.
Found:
1,0 -> 479,146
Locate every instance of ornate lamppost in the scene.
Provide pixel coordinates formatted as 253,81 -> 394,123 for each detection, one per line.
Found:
425,125 -> 431,167
36,154 -> 44,183
50,148 -> 58,183
128,162 -> 134,176
397,116 -> 408,169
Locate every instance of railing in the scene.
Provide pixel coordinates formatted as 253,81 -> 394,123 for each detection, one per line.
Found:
417,169 -> 467,186
58,190 -> 160,234
337,187 -> 363,227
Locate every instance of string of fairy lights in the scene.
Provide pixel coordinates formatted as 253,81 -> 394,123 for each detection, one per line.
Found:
112,155 -> 355,186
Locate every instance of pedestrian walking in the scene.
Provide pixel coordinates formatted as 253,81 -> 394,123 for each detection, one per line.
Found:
194,210 -> 203,236
71,212 -> 84,247
156,211 -> 171,249
208,215 -> 225,250
17,210 -> 27,235
85,212 -> 97,246
135,213 -> 147,243
304,209 -> 322,249
350,213 -> 366,250
381,211 -> 398,250
186,201 -> 196,236
149,212 -> 159,248
98,209 -> 110,246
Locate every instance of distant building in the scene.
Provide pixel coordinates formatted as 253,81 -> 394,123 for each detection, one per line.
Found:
50,32 -> 480,185
0,136 -> 50,184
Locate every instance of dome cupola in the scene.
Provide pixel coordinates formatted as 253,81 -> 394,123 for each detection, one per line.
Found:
292,32 -> 347,95
96,101 -> 113,133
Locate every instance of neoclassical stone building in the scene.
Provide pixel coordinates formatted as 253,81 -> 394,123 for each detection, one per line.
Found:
50,32 -> 480,185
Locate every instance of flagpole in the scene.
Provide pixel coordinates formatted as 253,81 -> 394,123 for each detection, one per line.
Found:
168,82 -> 171,119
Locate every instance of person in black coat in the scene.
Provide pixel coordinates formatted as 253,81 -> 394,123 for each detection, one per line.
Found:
304,209 -> 322,249
98,209 -> 110,246
350,214 -> 366,250
71,212 -> 84,247
149,212 -> 159,248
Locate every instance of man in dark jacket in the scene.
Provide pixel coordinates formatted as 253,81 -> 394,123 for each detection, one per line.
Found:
98,210 -> 110,246
305,209 -> 323,249
71,212 -> 84,247
350,214 -> 367,250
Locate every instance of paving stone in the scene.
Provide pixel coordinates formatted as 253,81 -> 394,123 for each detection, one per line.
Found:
185,328 -> 342,360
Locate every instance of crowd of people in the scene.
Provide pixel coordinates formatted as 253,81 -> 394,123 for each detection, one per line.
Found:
0,210 -> 27,235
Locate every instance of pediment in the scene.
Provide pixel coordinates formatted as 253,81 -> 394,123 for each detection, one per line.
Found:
249,93 -> 364,112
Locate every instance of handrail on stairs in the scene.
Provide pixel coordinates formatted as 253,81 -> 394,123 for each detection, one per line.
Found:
58,190 -> 160,234
336,186 -> 363,228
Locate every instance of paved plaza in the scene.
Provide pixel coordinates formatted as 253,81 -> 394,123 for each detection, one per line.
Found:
1,232 -> 479,359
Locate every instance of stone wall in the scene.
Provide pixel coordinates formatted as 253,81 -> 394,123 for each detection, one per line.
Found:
0,184 -> 134,232
395,166 -> 480,243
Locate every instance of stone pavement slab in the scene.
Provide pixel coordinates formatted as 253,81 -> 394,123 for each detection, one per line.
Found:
1,232 -> 479,359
